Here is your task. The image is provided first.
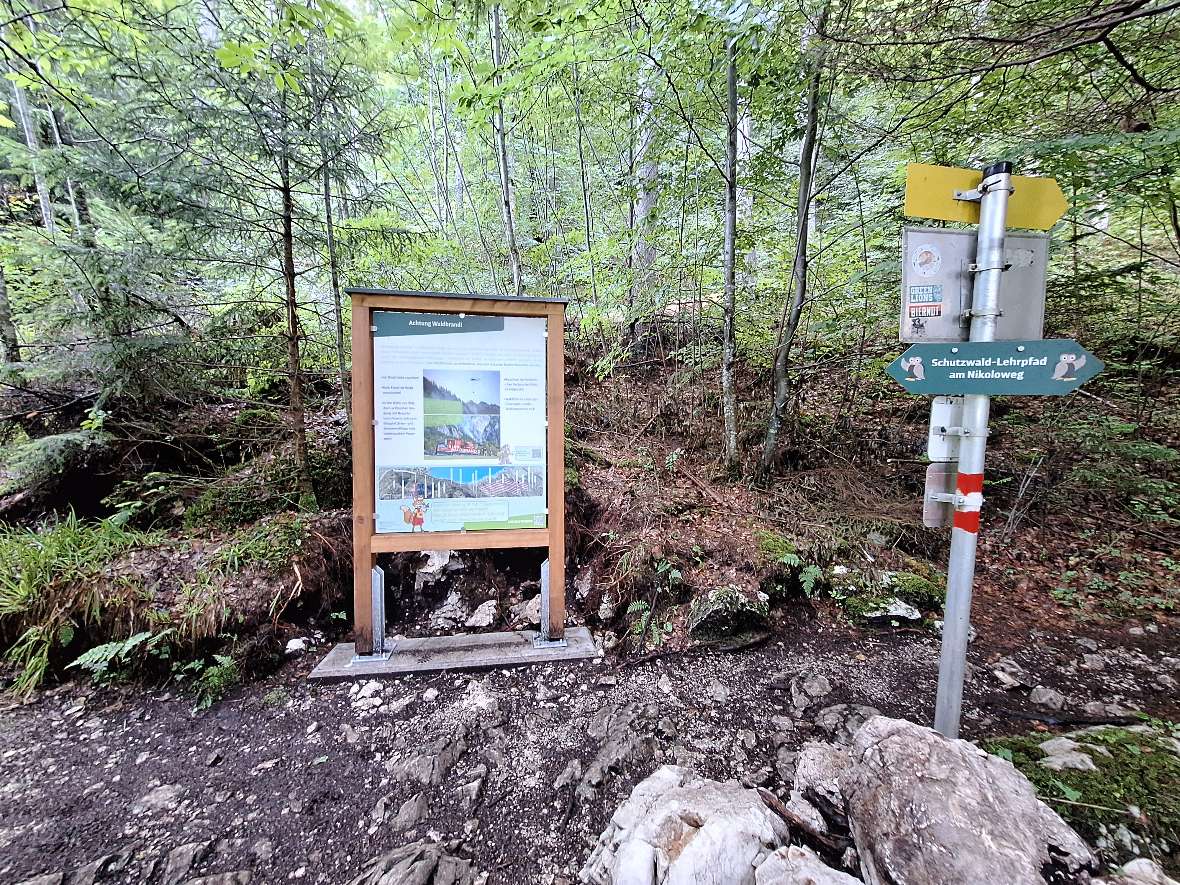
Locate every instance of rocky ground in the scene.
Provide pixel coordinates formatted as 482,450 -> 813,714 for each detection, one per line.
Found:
2,618 -> 1177,885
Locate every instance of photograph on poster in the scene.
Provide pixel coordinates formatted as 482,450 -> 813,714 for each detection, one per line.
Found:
372,309 -> 548,533
378,465 -> 545,500
422,369 -> 501,459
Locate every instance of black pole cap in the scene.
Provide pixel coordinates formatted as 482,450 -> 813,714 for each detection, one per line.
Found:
982,161 -> 1013,177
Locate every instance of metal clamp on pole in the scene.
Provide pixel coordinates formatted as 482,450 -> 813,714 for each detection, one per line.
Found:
933,160 -> 1012,740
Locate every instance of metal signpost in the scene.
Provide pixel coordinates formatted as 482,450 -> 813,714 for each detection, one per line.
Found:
896,161 -> 1100,739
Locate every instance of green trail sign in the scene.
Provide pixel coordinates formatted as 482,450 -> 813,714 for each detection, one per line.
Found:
887,339 -> 1103,395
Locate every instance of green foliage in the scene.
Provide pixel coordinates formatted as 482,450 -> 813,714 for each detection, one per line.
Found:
193,654 -> 240,710
213,514 -> 308,575
1059,418 -> 1179,525
986,727 -> 1180,873
183,432 -> 349,529
625,599 -> 673,647
757,530 -> 827,600
0,512 -> 154,620
0,429 -> 110,496
0,513 -> 156,693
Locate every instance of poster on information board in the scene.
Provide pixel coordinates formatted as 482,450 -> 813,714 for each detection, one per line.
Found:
371,310 -> 548,533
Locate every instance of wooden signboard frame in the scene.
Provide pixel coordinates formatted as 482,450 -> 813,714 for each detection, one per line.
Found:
347,288 -> 567,655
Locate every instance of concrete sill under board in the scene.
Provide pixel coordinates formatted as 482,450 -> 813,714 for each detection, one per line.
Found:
308,626 -> 597,681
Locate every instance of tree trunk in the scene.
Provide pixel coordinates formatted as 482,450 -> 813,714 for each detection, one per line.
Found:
322,156 -> 349,414
489,5 -> 523,297
755,20 -> 825,484
50,108 -> 96,243
631,51 -> 659,323
310,37 -> 350,416
45,108 -> 83,234
280,150 -> 317,507
0,268 -> 20,364
721,36 -> 739,475
9,79 -> 55,234
572,64 -> 599,307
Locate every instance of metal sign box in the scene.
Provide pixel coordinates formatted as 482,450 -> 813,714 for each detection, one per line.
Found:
927,396 -> 964,463
900,226 -> 1048,343
923,463 -> 957,529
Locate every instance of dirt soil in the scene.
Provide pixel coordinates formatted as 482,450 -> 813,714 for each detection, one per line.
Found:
2,616 -> 1177,885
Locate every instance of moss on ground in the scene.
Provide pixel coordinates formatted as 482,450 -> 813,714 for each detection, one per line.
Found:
985,726 -> 1180,874
184,432 -> 349,529
756,529 -> 798,563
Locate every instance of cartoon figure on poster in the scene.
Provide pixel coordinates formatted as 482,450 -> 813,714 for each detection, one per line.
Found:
1052,352 -> 1087,381
401,489 -> 429,532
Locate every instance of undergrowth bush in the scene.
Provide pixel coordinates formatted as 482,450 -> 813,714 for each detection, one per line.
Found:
1058,418 -> 1179,525
0,513 -> 156,695
0,428 -> 111,496
0,511 -> 319,698
183,433 -> 349,529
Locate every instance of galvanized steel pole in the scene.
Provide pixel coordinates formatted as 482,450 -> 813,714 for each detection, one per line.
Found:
933,161 -> 1012,738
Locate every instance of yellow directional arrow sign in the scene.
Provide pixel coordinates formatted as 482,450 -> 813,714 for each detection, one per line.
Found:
904,163 -> 1067,230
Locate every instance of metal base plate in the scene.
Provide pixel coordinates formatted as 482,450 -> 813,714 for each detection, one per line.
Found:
349,637 -> 395,665
309,626 -> 596,681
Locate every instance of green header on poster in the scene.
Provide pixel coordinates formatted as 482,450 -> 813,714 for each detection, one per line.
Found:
886,339 -> 1102,395
373,311 -> 505,337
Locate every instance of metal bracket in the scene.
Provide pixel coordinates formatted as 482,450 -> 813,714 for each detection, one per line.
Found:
928,491 -> 984,507
351,636 -> 394,664
960,307 -> 1003,318
955,181 -> 1015,203
967,263 -> 1012,273
934,425 -> 970,437
534,558 -> 566,648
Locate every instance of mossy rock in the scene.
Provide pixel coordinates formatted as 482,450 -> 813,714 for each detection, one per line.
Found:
985,725 -> 1180,874
887,570 -> 945,610
755,529 -> 798,563
827,564 -> 877,595
756,530 -> 826,599
687,584 -> 770,637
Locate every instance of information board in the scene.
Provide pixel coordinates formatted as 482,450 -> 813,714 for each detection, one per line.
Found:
347,289 -> 568,654
372,310 -> 548,533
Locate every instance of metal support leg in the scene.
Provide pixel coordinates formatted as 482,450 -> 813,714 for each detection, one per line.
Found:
533,558 -> 566,648
352,565 -> 392,662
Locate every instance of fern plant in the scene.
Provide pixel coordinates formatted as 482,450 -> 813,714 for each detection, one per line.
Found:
67,629 -> 173,682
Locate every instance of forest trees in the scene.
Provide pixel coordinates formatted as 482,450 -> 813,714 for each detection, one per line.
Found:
0,0 -> 1177,496
1,0 -> 390,496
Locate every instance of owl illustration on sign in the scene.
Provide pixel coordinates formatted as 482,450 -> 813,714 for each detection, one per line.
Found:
900,355 -> 925,382
1052,353 -> 1086,381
